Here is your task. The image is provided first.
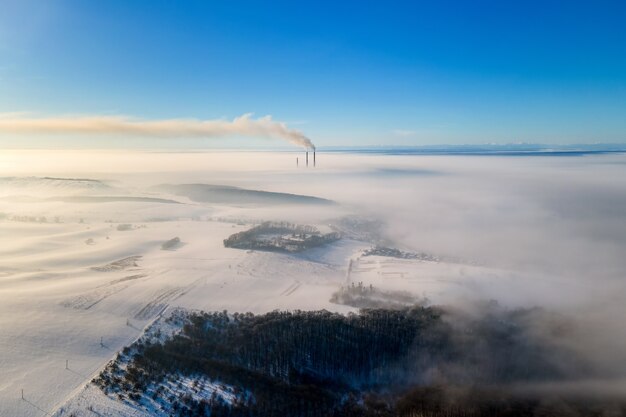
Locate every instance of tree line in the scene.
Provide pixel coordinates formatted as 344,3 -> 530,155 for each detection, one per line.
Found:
93,307 -> 620,416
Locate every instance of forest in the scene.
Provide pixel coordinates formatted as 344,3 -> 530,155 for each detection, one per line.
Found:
94,307 -> 624,416
223,222 -> 340,253
363,246 -> 439,262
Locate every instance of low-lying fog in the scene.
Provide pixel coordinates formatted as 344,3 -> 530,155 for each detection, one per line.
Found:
1,149 -> 626,414
5,149 -> 624,288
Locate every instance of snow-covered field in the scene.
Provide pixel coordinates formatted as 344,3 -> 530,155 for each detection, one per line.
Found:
0,188 -> 351,416
54,308 -> 243,417
1,150 -> 626,416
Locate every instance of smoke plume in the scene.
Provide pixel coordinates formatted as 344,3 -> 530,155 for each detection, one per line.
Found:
0,113 -> 316,150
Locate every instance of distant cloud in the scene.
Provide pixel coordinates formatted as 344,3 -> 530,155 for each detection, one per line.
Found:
0,113 -> 315,149
392,129 -> 416,137
0,111 -> 32,119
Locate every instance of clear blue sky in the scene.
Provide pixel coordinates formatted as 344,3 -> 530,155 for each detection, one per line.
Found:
1,0 -> 625,147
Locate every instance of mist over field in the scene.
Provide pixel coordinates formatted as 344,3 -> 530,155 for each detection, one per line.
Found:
1,149 -> 625,416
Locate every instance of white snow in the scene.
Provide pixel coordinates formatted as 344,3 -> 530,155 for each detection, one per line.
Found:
0,162 -> 357,416
1,150 -> 624,416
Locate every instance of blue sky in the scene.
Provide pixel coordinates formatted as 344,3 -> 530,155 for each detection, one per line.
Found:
0,0 -> 625,148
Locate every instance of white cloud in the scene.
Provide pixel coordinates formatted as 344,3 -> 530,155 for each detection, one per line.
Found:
391,129 -> 417,137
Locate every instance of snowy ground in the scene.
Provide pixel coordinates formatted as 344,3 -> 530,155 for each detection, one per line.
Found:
0,170 -> 360,416
54,308 -> 242,417
0,201 -> 353,416
2,150 -> 626,416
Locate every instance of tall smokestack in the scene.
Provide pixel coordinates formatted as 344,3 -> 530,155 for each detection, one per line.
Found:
313,151 -> 316,167
306,151 -> 309,167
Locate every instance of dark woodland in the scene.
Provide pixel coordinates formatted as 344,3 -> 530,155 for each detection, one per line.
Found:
95,307 -> 625,416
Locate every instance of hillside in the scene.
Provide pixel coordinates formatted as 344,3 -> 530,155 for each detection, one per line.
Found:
56,306 -> 621,417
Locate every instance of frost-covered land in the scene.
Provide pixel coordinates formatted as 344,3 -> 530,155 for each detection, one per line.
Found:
2,150 -> 626,416
56,306 -> 625,417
